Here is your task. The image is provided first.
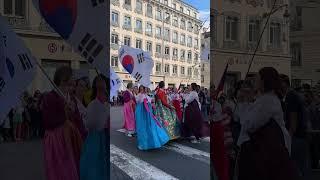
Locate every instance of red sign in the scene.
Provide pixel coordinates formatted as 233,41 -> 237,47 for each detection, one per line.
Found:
48,43 -> 57,53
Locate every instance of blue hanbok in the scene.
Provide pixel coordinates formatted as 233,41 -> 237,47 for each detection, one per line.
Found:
135,93 -> 169,150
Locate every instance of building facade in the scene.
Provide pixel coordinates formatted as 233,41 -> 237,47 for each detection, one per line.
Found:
289,0 -> 320,88
201,31 -> 210,88
211,0 -> 291,92
111,0 -> 202,88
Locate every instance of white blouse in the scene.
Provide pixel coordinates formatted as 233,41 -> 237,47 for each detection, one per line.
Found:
135,93 -> 151,104
184,91 -> 201,109
237,93 -> 291,153
85,99 -> 109,131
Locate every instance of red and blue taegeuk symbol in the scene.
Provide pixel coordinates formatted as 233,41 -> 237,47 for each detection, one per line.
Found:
39,0 -> 77,39
122,55 -> 134,74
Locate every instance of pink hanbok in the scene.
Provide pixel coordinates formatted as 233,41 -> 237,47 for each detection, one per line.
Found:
122,90 -> 136,134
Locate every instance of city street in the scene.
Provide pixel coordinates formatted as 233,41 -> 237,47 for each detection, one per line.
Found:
110,106 -> 210,180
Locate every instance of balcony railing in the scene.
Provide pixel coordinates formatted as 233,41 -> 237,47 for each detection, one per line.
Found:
134,28 -> 143,34
122,24 -> 132,31
111,21 -> 119,27
123,4 -> 132,11
145,31 -> 152,36
135,8 -> 143,14
180,41 -> 185,46
146,12 -> 153,18
172,38 -> 178,44
5,16 -> 29,30
155,33 -> 162,39
172,56 -> 178,61
111,0 -> 120,6
155,53 -> 161,58
180,24 -> 186,30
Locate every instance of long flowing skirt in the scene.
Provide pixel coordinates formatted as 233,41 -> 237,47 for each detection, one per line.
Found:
172,100 -> 183,121
80,130 -> 107,180
43,123 -> 79,180
123,102 -> 135,133
154,100 -> 180,140
182,100 -> 203,139
135,103 -> 170,150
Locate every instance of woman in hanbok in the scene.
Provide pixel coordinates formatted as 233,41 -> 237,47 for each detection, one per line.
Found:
237,67 -> 300,180
80,75 -> 108,180
154,81 -> 180,140
122,83 -> 136,137
135,85 -> 169,150
41,66 -> 82,180
182,83 -> 204,143
172,88 -> 183,121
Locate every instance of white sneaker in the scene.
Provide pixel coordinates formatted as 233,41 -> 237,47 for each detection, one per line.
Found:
126,133 -> 133,137
191,139 -> 201,144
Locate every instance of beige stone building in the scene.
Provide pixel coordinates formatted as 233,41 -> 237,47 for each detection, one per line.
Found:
200,31 -> 210,88
111,0 -> 202,88
211,0 -> 291,92
289,0 -> 320,88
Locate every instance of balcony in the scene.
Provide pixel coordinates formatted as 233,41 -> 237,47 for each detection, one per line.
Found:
111,44 -> 119,50
187,43 -> 192,47
173,21 -> 179,27
187,27 -> 193,32
122,24 -> 132,31
155,33 -> 162,39
164,54 -> 170,59
194,44 -> 199,50
123,3 -> 132,11
187,59 -> 192,63
111,0 -> 120,6
145,30 -> 153,37
111,21 -> 119,27
156,15 -> 162,21
172,38 -> 178,44
164,36 -> 170,42
172,56 -> 178,61
134,28 -> 143,34
146,12 -> 153,18
155,53 -> 162,58
5,16 -> 29,30
180,24 -> 186,30
223,41 -> 240,49
194,29 -> 200,34
135,8 -> 143,14
180,41 -> 186,46
155,71 -> 162,75
180,57 -> 185,62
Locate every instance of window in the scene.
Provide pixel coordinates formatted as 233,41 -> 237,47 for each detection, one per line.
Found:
173,16 -> 178,26
4,0 -> 25,16
165,47 -> 170,55
194,25 -> 199,33
180,50 -> 185,59
173,48 -> 178,57
156,26 -> 161,36
173,3 -> 176,9
124,0 -> 131,5
181,19 -> 186,28
194,68 -> 199,77
173,32 -> 178,42
111,56 -> 118,67
146,41 -> 152,52
124,37 -> 131,46
164,29 -> 170,40
156,44 -> 161,53
156,63 -> 161,72
156,9 -> 162,20
136,0 -> 142,12
194,12 -> 197,18
201,75 -> 204,83
146,23 -> 152,34
181,66 -> 185,75
165,64 -> 170,73
147,4 -> 153,17
291,43 -> 301,66
111,34 -> 119,44
180,34 -> 186,44
136,19 -> 142,31
111,12 -> 119,24
136,39 -> 142,49
187,36 -> 192,47
188,67 -> 192,76
124,16 -> 131,26
269,22 -> 281,47
164,0 -> 168,5
187,51 -> 192,61
249,19 -> 260,43
165,12 -> 170,21
180,7 -> 184,12
187,9 -> 190,15
194,53 -> 199,61
173,65 -> 178,74
225,16 -> 238,41
195,38 -> 199,47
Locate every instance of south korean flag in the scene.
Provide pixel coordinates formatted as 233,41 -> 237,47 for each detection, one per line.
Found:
110,67 -> 122,100
119,46 -> 154,87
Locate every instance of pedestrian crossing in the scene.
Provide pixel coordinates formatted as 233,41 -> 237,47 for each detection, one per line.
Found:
111,129 -> 210,180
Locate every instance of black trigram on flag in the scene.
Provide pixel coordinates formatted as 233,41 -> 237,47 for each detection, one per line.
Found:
78,33 -> 104,64
91,0 -> 104,7
137,53 -> 145,64
116,79 -> 121,84
0,77 -> 5,93
134,72 -> 142,82
2,35 -> 7,47
111,80 -> 115,86
18,53 -> 33,71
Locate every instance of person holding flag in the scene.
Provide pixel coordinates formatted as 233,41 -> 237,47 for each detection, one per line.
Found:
122,82 -> 136,137
135,85 -> 169,150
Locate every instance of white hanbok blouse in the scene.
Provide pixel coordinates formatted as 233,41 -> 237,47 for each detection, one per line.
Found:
85,99 -> 109,131
184,91 -> 201,110
136,93 -> 151,104
237,93 -> 291,153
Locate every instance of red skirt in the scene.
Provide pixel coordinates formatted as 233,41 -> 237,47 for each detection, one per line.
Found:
172,100 -> 182,121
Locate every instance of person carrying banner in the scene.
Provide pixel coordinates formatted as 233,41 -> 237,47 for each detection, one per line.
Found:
80,74 -> 108,180
154,81 -> 180,140
122,82 -> 136,137
135,85 -> 169,150
41,66 -> 82,180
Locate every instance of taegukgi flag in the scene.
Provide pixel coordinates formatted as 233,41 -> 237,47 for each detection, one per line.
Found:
0,16 -> 36,123
118,46 -> 154,87
32,0 -> 109,77
110,67 -> 122,100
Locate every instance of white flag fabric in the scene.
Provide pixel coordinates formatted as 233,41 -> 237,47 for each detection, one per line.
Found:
0,16 -> 36,122
119,46 -> 154,87
32,0 -> 109,77
200,48 -> 210,62
110,67 -> 122,100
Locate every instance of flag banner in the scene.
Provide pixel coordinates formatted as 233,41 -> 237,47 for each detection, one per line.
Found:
200,47 -> 210,62
119,46 -> 154,87
110,67 -> 122,99
33,0 -> 109,77
0,16 -> 36,122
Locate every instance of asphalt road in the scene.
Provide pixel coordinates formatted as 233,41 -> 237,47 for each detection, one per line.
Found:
110,106 -> 210,180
